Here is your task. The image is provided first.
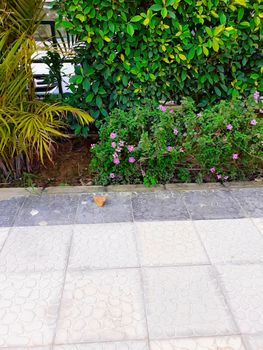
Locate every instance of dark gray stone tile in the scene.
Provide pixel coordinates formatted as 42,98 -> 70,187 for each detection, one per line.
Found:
14,194 -> 79,226
132,192 -> 189,221
182,190 -> 245,220
0,197 -> 25,227
231,188 -> 263,218
75,192 -> 133,224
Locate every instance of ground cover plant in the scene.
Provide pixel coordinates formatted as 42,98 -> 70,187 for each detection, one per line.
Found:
54,0 -> 262,126
91,95 -> 263,186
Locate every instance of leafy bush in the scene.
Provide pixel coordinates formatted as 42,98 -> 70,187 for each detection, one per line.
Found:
90,96 -> 263,185
54,0 -> 262,122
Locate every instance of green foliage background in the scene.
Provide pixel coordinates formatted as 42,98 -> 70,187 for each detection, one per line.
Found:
54,0 -> 262,120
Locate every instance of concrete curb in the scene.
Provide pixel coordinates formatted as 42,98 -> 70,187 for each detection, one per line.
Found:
0,181 -> 262,199
0,187 -> 42,200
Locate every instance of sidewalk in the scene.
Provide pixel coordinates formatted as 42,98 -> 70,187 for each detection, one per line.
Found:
0,186 -> 263,350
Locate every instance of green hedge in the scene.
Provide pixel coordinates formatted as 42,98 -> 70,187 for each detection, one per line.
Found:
54,0 -> 262,120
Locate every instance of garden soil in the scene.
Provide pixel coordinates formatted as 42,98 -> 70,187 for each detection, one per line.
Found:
0,136 -> 97,188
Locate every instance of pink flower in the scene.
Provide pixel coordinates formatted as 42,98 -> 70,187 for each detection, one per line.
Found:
260,109 -> 263,114
173,128 -> 178,135
159,105 -> 167,112
167,146 -> 173,152
110,132 -> 117,139
91,144 -> 95,149
116,147 -> 122,152
250,119 -> 257,125
197,112 -> 202,118
210,167 -> 216,174
110,173 -> 115,179
127,145 -> 135,152
224,176 -> 229,181
170,109 -> 174,113
113,152 -> 118,158
217,174 -> 222,180
111,142 -> 116,148
226,124 -> 233,130
119,140 -> 125,147
254,91 -> 260,103
179,147 -> 184,153
232,153 -> 239,160
113,158 -> 120,164
128,157 -> 136,163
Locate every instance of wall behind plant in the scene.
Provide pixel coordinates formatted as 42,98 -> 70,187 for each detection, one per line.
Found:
54,0 -> 262,120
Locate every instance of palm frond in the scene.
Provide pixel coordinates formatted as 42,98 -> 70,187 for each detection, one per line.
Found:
0,0 -> 93,177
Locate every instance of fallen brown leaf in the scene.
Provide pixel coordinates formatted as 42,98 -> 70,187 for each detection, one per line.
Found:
94,195 -> 107,207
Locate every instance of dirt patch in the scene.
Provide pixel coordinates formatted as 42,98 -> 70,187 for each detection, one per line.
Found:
0,136 -> 98,188
31,136 -> 98,188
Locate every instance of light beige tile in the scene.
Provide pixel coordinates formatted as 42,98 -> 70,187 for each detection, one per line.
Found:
0,271 -> 63,347
0,227 -> 9,250
56,269 -> 147,343
245,335 -> 263,350
136,221 -> 208,266
0,225 -> 72,272
69,223 -> 138,269
217,264 -> 263,334
54,342 -> 149,350
253,218 -> 263,234
150,336 -> 245,350
5,347 -> 50,350
196,219 -> 263,263
143,266 -> 236,338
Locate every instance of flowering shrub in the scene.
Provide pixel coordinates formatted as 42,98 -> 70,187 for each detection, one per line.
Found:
90,95 -> 262,186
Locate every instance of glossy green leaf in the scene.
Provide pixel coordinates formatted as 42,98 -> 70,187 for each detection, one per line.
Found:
83,79 -> 90,91
85,93 -> 94,103
212,38 -> 220,52
131,15 -> 142,22
127,23 -> 134,36
187,47 -> 195,60
161,7 -> 168,18
151,4 -> 162,11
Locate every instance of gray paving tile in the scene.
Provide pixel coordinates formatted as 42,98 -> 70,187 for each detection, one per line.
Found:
54,341 -> 149,350
0,271 -> 63,347
244,335 -> 263,350
0,197 -> 24,227
150,336 -> 246,350
14,194 -> 79,226
0,225 -> 72,273
75,193 -> 133,224
143,266 -> 236,339
135,221 -> 208,266
217,264 -> 263,334
231,188 -> 263,218
132,192 -> 189,221
0,227 -> 9,251
182,190 -> 245,220
196,219 -> 263,264
69,223 -> 138,270
55,269 -> 147,344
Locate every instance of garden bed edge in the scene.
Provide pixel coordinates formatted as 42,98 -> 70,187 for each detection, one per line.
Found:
0,181 -> 262,200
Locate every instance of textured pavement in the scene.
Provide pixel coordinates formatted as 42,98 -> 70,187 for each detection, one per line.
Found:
0,187 -> 263,349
